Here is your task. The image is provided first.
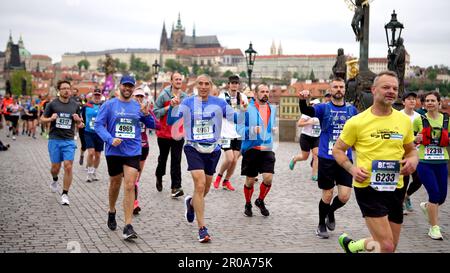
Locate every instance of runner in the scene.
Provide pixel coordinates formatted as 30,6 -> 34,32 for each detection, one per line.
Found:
153,72 -> 187,197
239,84 -> 277,218
167,74 -> 247,243
298,77 -> 358,239
132,87 -> 154,215
399,91 -> 422,214
40,80 -> 84,205
413,91 -> 448,240
214,75 -> 248,191
333,71 -> 418,252
289,98 -> 321,182
95,75 -> 158,240
81,88 -> 104,182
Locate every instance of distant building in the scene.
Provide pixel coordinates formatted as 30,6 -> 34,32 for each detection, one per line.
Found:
160,13 -> 221,52
240,54 -> 336,80
61,48 -> 167,71
368,52 -> 411,76
27,55 -> 52,72
175,47 -> 244,68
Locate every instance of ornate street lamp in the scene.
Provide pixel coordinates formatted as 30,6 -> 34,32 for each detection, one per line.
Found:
245,42 -> 257,90
152,60 -> 160,102
384,10 -> 404,54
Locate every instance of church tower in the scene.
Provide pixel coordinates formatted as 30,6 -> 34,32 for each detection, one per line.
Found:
278,41 -> 283,55
270,40 -> 276,55
160,21 -> 169,51
171,12 -> 186,50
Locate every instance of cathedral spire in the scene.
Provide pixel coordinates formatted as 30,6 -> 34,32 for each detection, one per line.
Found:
193,23 -> 196,38
270,40 -> 276,55
176,12 -> 183,30
278,41 -> 283,55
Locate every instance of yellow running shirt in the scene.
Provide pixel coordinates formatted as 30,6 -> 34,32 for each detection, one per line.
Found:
339,107 -> 414,189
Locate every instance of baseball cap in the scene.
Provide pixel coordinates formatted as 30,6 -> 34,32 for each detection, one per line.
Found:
310,98 -> 321,105
228,75 -> 240,83
120,75 -> 136,86
324,92 -> 331,97
402,91 -> 417,101
133,88 -> 145,96
93,88 -> 102,94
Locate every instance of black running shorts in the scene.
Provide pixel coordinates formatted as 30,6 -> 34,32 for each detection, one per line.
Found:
106,155 -> 141,177
318,156 -> 353,190
241,149 -> 275,177
354,186 -> 404,224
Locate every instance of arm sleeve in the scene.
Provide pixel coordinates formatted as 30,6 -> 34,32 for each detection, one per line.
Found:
94,103 -> 114,145
43,101 -> 53,117
299,99 -> 315,117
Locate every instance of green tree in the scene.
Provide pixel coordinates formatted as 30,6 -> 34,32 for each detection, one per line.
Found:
309,70 -> 316,81
164,59 -> 189,76
77,59 -> 90,71
10,70 -> 32,96
239,71 -> 247,78
293,72 -> 299,79
222,70 -> 234,78
130,54 -> 150,72
427,70 -> 437,81
113,58 -> 128,73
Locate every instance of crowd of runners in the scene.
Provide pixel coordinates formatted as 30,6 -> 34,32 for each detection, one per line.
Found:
0,70 -> 448,251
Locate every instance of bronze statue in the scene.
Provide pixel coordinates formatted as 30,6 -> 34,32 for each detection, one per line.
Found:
351,0 -> 364,41
388,37 -> 406,96
332,48 -> 347,81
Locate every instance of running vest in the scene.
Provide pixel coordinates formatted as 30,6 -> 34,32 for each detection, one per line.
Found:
421,113 -> 449,147
224,91 -> 241,108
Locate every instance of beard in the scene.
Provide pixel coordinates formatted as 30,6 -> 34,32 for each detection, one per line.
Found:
259,96 -> 269,103
332,92 -> 343,100
120,90 -> 132,99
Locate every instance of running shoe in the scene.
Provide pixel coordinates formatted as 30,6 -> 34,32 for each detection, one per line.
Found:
50,180 -> 58,193
213,176 -> 221,189
123,224 -> 138,240
198,226 -> 211,243
326,212 -> 336,231
107,211 -> 117,230
244,203 -> 253,217
428,225 -> 443,240
404,196 -> 413,212
61,194 -> 70,206
86,173 -> 93,183
316,224 -> 329,239
420,202 -> 429,223
289,157 -> 295,170
311,175 -> 318,181
184,196 -> 195,223
222,181 -> 235,191
338,233 -> 355,253
171,188 -> 184,198
92,172 -> 99,181
255,198 -> 270,216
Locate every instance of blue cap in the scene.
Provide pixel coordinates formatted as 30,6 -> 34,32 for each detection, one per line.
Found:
120,75 -> 136,86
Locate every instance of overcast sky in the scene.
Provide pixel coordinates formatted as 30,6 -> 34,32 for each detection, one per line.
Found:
1,0 -> 449,67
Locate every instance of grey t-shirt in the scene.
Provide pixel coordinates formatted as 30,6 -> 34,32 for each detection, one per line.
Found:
44,98 -> 81,140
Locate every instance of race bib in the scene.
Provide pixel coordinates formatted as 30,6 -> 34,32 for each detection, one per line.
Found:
115,118 -> 136,139
424,145 -> 445,160
220,138 -> 231,149
89,117 -> 95,129
193,119 -> 214,140
312,124 -> 321,137
370,160 -> 400,192
56,115 -> 72,129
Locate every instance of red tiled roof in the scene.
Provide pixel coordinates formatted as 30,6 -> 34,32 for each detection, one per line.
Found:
31,55 -> 52,61
223,49 -> 243,56
369,58 -> 388,63
176,47 -> 243,57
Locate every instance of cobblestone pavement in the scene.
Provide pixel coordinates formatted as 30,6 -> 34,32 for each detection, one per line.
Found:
0,132 -> 449,253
